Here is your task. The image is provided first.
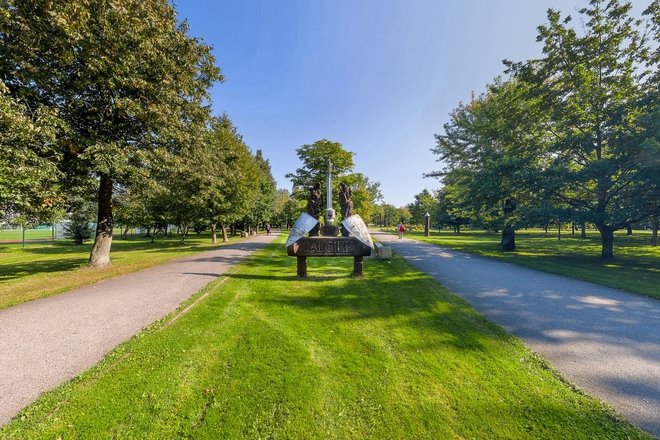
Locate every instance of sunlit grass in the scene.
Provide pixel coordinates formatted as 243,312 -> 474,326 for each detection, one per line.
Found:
1,235 -> 649,439
0,232 -> 247,310
389,228 -> 659,299
0,228 -> 54,242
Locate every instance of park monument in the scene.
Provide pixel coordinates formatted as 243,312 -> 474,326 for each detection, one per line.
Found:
286,160 -> 373,277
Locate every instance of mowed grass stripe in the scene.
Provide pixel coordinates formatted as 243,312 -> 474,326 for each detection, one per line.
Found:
1,235 -> 650,439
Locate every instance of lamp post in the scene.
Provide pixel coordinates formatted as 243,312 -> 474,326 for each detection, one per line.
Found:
424,212 -> 431,237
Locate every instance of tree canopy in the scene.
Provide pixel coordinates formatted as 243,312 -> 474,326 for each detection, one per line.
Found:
1,1 -> 277,264
429,0 -> 659,258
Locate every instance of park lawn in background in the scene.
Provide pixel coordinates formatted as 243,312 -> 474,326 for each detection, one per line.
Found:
0,228 -> 54,242
390,228 -> 660,300
0,232 -> 248,310
1,235 -> 650,439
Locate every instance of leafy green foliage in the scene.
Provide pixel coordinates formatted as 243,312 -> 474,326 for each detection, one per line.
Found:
247,149 -> 278,228
0,80 -> 63,221
1,0 -> 222,265
64,215 -> 94,245
285,139 -> 355,200
407,189 -> 439,226
343,172 -> 383,221
429,0 -> 659,258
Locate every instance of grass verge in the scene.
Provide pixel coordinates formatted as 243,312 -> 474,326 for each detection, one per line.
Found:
388,228 -> 659,300
0,232 -> 248,310
1,235 -> 650,439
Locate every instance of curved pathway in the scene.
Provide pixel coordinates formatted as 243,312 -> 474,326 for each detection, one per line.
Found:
372,231 -> 660,437
0,232 -> 277,426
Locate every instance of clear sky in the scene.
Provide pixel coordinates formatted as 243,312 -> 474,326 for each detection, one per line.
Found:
175,0 -> 649,207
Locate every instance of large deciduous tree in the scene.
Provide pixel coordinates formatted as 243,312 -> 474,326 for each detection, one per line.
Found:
430,78 -> 542,249
510,0 -> 659,258
1,0 -> 220,266
285,139 -> 355,201
430,0 -> 659,258
249,149 -> 277,231
407,189 -> 439,226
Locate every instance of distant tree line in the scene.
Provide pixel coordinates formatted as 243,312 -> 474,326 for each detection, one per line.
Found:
0,0 -> 277,266
424,0 -> 659,258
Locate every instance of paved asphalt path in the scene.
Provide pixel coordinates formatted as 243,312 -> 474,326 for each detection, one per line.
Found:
0,232 -> 277,426
372,231 -> 660,437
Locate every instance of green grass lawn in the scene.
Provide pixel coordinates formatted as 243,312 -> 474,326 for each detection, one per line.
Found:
0,232 -> 247,310
0,228 -> 54,242
1,235 -> 650,439
388,228 -> 660,300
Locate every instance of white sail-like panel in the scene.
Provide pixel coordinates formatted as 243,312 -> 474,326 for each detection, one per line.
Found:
341,214 -> 374,249
285,212 -> 319,247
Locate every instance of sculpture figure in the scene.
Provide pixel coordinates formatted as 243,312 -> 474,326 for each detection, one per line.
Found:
339,182 -> 353,219
306,182 -> 322,218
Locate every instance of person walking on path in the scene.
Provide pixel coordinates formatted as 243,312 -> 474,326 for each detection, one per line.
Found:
265,223 -> 271,235
398,222 -> 406,239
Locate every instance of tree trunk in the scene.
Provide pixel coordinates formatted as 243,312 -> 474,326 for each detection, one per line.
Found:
581,222 -> 587,239
231,224 -> 236,236
221,224 -> 228,242
51,224 -> 55,242
122,227 -> 129,239
456,224 -> 461,234
211,223 -> 217,244
180,225 -> 189,243
501,227 -> 516,251
596,224 -> 615,259
626,224 -> 632,235
544,223 -> 548,234
89,174 -> 113,268
557,221 -> 561,240
651,218 -> 658,246
571,221 -> 575,235
501,198 -> 516,251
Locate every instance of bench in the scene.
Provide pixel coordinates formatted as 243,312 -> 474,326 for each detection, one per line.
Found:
372,242 -> 392,259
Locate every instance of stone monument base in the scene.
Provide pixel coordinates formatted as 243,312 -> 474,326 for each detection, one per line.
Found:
320,224 -> 339,237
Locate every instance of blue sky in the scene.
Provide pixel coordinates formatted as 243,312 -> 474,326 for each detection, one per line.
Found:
175,0 -> 649,207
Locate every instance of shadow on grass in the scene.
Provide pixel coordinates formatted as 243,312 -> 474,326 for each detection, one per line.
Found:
231,251 -> 493,353
0,257 -> 89,282
234,244 -> 659,435
0,236 -> 240,283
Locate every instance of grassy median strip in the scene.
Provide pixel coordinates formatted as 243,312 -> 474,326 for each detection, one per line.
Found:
0,233 -> 247,310
1,235 -> 649,439
393,229 -> 659,300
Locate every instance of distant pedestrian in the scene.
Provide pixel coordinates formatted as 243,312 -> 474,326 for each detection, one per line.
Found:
265,223 -> 271,235
398,222 -> 406,239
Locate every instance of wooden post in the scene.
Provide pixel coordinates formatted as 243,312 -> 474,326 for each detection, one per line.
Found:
297,256 -> 307,277
353,256 -> 363,277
